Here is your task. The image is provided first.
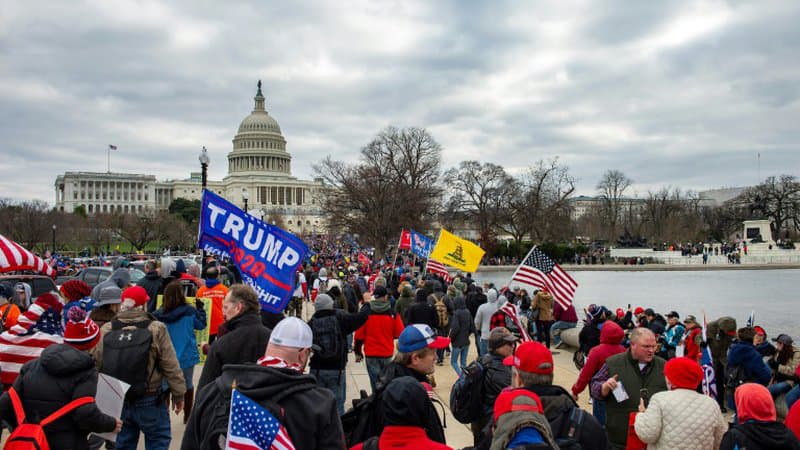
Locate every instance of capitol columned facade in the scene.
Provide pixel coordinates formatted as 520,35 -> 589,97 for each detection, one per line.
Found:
55,82 -> 328,234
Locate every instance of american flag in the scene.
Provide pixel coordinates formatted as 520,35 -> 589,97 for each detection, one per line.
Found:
498,302 -> 532,342
700,313 -> 717,399
426,258 -> 452,282
0,295 -> 64,386
0,233 -> 56,277
226,389 -> 295,450
108,144 -> 117,150
511,247 -> 578,310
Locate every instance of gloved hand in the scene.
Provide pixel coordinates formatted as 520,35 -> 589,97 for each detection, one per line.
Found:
768,358 -> 780,370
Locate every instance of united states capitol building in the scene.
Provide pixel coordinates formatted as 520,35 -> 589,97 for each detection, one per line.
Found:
54,82 -> 328,234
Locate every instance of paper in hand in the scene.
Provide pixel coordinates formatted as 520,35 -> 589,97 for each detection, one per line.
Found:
612,380 -> 629,402
91,374 -> 131,441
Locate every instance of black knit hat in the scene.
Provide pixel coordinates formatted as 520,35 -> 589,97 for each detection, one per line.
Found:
382,376 -> 430,427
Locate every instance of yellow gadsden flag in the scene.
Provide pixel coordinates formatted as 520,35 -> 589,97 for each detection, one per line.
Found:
429,228 -> 485,273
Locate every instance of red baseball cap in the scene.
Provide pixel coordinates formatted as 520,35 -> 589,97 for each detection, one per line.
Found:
503,341 -> 554,375
615,308 -> 625,319
493,388 -> 544,423
634,306 -> 644,315
121,286 -> 150,307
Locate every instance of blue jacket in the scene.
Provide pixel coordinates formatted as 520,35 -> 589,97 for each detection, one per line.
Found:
727,341 -> 772,386
154,303 -> 206,369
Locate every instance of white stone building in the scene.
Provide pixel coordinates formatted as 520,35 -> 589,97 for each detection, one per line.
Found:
55,82 -> 328,234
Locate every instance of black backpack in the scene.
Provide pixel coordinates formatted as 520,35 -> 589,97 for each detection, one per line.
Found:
101,319 -> 154,401
341,389 -> 383,447
552,407 -> 586,450
310,314 -> 343,364
449,356 -> 487,424
201,377 -> 315,450
725,363 -> 748,390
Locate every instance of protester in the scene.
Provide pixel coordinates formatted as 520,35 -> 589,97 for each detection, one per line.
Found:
405,285 -> 438,331
197,284 -> 271,391
195,266 -> 229,344
505,341 -> 609,449
754,325 -> 777,357
706,315 -> 737,412
572,320 -> 625,425
394,283 -> 415,323
92,285 -> 185,450
490,389 -> 558,450
633,357 -> 727,449
532,289 -> 555,348
447,294 -> 474,377
767,334 -> 800,399
786,399 -> 800,441
471,327 -> 517,445
0,307 -> 121,450
13,282 -> 32,310
591,327 -> 667,450
309,292 -> 369,415
474,289 -> 500,357
183,317 -> 345,450
353,286 -> 405,392
662,311 -> 685,359
350,376 -> 454,450
720,383 -> 800,450
137,260 -> 163,312
727,327 -> 772,391
644,308 -> 666,336
551,300 -> 578,348
90,268 -> 131,303
154,280 -> 207,423
89,284 -> 122,328
0,282 -> 21,332
579,304 -> 608,355
680,315 -> 703,362
465,284 -> 487,356
59,279 -> 95,325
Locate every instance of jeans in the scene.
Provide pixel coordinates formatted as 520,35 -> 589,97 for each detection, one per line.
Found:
786,385 -> 800,409
474,331 -> 482,357
536,320 -> 554,348
315,369 -> 346,415
451,345 -> 469,377
161,366 -> 194,392
769,381 -> 793,398
365,357 -> 392,393
592,398 -> 606,426
116,395 -> 171,450
550,321 -> 577,345
479,339 -> 489,358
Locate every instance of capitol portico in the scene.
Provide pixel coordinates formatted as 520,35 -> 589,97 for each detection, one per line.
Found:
55,81 -> 328,234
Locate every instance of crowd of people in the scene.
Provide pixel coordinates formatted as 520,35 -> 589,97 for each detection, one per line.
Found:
0,255 -> 799,450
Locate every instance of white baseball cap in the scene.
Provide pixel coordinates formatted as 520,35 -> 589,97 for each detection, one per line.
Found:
269,317 -> 317,349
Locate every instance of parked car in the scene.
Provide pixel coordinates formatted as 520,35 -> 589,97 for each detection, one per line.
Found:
59,267 -> 145,289
0,274 -> 58,303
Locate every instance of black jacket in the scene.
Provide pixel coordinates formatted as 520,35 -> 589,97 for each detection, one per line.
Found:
579,319 -> 604,354
466,291 -> 486,321
449,297 -> 475,348
309,305 -> 369,371
0,344 -> 117,450
525,384 -> 610,450
375,362 -> 446,444
197,312 -> 271,391
481,352 -> 512,415
405,299 -> 438,330
720,421 -> 800,450
182,363 -> 344,450
137,272 -> 163,313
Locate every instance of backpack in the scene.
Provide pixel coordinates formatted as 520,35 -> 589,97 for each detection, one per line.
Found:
725,363 -> 748,390
552,406 -> 586,450
4,387 -> 95,450
202,377 -> 315,449
434,295 -> 449,328
310,314 -> 343,364
449,356 -> 486,423
341,389 -> 383,447
101,320 -> 154,401
318,277 -> 330,294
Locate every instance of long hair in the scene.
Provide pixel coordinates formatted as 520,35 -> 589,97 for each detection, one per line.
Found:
777,343 -> 795,366
163,281 -> 186,313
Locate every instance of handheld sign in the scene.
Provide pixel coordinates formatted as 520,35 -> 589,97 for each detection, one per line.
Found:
198,189 -> 308,313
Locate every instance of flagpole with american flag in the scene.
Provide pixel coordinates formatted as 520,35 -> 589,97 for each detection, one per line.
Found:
508,246 -> 578,311
107,144 -> 117,173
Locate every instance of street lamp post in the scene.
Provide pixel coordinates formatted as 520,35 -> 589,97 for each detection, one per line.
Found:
199,147 -> 210,274
52,224 -> 56,255
242,188 -> 249,213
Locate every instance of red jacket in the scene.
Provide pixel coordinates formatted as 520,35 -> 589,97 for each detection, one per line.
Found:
684,326 -> 703,362
350,426 -> 453,450
354,309 -> 404,358
572,321 -> 625,396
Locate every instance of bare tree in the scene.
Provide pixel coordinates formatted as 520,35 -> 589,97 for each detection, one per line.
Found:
314,126 -> 442,256
737,175 -> 800,239
596,170 -> 633,240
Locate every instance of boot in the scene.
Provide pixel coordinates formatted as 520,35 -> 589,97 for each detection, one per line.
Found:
183,388 -> 194,424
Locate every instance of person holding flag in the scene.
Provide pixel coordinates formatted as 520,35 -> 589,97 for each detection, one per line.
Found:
182,317 -> 344,449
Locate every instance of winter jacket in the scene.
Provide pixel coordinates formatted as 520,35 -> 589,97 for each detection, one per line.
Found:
490,396 -> 557,450
154,302 -> 206,369
707,316 -> 737,365
573,321 -> 625,397
720,421 -> 800,450
89,306 -> 117,328
682,326 -> 703,362
465,291 -> 486,322
448,297 -> 474,348
354,300 -> 404,358
553,302 -> 578,323
374,363 -> 446,444
0,302 -> 21,331
579,318 -> 605,354
136,271 -> 163,312
0,344 -> 116,450
524,384 -> 610,450
647,314 -> 667,336
474,291 -> 500,338
633,388 -> 727,450
394,286 -> 415,323
196,282 -> 228,337
663,323 -> 685,349
532,291 -> 554,321
481,352 -> 512,416
727,341 -> 772,386
196,311 -> 270,391
90,268 -> 130,302
182,363 -> 344,450
771,346 -> 800,384
309,305 -> 369,371
405,295 -> 438,331
92,308 -> 186,402
350,426 -> 453,450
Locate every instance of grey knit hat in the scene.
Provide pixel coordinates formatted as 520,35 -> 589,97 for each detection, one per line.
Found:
315,293 -> 334,311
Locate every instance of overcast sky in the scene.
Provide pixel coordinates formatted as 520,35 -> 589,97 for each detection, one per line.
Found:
2,0 -> 799,204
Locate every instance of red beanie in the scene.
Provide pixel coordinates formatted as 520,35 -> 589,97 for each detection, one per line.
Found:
63,306 -> 101,350
59,280 -> 92,301
664,357 -> 704,390
785,399 -> 800,440
736,383 -> 776,423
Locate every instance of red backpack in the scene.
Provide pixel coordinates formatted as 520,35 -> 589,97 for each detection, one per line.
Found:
4,387 -> 95,450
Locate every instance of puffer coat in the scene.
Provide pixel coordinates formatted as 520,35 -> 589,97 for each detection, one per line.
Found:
634,388 -> 727,450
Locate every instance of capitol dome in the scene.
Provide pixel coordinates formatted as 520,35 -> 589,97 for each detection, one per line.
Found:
227,81 -> 292,177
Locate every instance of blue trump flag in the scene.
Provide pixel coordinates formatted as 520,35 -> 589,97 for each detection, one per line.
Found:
409,229 -> 434,258
198,189 -> 308,313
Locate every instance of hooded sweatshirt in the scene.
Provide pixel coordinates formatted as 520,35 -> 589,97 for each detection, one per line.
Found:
354,298 -> 404,358
720,383 -> 800,450
394,285 -> 414,323
728,341 -> 772,385
448,296 -> 474,348
90,268 -> 130,303
474,290 -> 500,337
573,321 -> 626,397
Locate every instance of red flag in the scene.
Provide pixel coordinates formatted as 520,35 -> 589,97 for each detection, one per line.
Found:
398,229 -> 411,250
358,253 -> 370,265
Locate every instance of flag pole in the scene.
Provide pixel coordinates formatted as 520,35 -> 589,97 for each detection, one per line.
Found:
107,146 -> 110,173
507,245 -> 536,289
